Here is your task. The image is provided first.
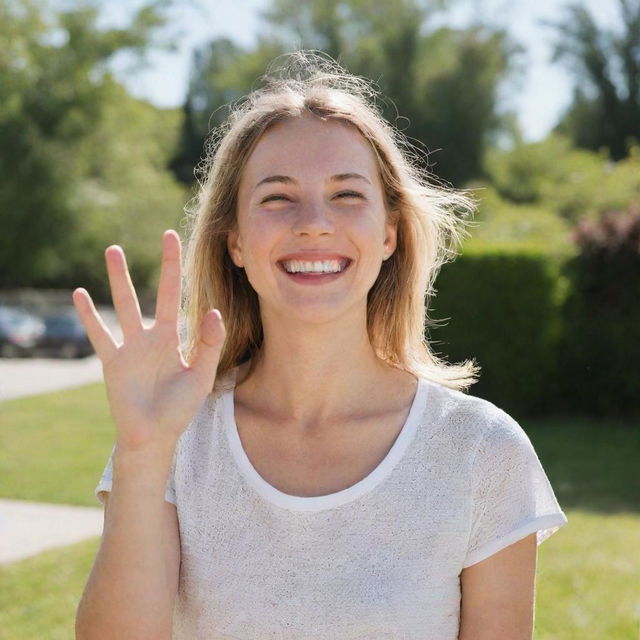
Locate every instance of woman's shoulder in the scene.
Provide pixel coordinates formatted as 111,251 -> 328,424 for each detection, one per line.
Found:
417,375 -> 523,445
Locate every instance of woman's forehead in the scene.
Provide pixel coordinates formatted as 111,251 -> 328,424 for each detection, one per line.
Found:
240,115 -> 380,187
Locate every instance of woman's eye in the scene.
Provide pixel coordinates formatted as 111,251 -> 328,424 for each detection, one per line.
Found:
335,191 -> 364,199
260,194 -> 290,204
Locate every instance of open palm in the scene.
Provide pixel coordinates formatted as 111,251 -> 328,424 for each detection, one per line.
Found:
72,230 -> 226,452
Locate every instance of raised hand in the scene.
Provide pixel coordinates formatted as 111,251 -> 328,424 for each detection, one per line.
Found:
72,230 -> 226,453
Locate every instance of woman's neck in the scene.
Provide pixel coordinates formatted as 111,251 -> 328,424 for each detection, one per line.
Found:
235,312 -> 404,432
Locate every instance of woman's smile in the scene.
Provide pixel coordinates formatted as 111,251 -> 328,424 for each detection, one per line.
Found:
277,253 -> 353,285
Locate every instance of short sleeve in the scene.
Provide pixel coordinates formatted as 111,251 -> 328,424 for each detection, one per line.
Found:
94,443 -> 178,507
462,413 -> 568,568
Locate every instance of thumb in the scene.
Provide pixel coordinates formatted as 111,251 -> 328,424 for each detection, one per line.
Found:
189,309 -> 226,386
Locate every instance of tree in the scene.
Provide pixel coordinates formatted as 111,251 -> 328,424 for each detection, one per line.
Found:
548,0 -> 640,160
0,0 -> 178,289
170,37 -> 284,184
171,0 -> 520,187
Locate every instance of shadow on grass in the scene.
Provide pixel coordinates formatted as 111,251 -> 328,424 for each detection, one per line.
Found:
523,416 -> 640,515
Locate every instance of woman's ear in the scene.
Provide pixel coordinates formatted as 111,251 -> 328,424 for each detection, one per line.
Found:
227,229 -> 244,267
383,220 -> 398,261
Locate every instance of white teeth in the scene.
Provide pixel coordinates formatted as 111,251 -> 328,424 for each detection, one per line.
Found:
282,259 -> 346,274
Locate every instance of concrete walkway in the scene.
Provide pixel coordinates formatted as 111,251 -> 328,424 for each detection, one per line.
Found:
0,499 -> 103,565
0,355 -> 104,401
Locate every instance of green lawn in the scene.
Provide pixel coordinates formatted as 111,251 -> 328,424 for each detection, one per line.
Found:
0,537 -> 98,640
0,384 -> 114,506
1,384 -> 639,639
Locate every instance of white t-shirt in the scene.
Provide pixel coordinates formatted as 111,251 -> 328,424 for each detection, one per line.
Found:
96,369 -> 568,639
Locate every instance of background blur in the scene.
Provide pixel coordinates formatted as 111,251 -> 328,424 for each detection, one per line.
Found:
0,1 -> 638,638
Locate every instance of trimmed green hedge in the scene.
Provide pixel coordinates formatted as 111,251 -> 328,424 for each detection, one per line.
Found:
430,248 -> 565,418
555,250 -> 640,419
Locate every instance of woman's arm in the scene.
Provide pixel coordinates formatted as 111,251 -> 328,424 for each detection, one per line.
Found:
72,231 -> 226,638
76,445 -> 181,640
458,533 -> 537,640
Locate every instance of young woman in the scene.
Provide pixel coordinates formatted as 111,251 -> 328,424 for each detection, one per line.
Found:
74,52 -> 568,639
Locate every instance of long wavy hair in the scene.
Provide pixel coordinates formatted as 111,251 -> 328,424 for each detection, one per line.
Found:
183,51 -> 480,394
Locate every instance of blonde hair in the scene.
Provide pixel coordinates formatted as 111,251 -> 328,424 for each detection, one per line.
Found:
183,51 -> 480,393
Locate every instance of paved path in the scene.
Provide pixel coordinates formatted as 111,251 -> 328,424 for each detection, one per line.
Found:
0,355 -> 104,401
0,499 -> 103,564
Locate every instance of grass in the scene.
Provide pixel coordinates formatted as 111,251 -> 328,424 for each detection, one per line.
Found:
0,384 -> 114,506
523,415 -> 640,514
1,384 -> 639,638
0,538 -> 99,640
533,510 -> 639,639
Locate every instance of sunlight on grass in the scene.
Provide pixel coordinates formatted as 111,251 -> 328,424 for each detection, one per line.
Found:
0,383 -> 113,506
534,510 -> 640,639
0,537 -> 100,639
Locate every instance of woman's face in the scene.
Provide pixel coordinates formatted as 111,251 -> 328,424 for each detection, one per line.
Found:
228,114 -> 397,325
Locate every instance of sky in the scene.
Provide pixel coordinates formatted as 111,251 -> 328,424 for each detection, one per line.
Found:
93,0 -> 622,142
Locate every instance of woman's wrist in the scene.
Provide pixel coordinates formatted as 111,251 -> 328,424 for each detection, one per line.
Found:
113,436 -> 178,474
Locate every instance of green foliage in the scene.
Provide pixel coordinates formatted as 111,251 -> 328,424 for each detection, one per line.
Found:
170,37 -> 285,183
438,195 -> 640,419
171,0 -> 521,187
407,26 -> 520,186
430,249 -> 564,417
464,183 -> 576,258
62,84 -> 188,301
0,0 -> 184,293
484,136 -> 574,205
556,205 -> 640,418
547,0 -> 640,160
484,136 -> 640,223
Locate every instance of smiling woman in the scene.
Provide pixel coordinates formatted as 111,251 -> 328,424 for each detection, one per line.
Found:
75,51 -> 568,640
182,53 -> 483,395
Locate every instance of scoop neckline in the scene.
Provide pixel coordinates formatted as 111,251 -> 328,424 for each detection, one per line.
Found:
223,372 -> 429,512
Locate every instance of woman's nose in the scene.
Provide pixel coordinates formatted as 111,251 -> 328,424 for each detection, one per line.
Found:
292,201 -> 335,236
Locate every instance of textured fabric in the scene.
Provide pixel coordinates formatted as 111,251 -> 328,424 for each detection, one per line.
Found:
95,369 -> 568,639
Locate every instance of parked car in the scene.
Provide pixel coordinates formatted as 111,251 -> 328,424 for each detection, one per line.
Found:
35,310 -> 94,358
0,306 -> 46,358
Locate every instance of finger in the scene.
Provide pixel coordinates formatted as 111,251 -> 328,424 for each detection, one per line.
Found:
72,288 -> 118,362
155,230 -> 182,326
189,310 -> 226,390
105,245 -> 143,339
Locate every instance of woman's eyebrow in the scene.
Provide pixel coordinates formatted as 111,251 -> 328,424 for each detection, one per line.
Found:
330,172 -> 371,185
254,172 -> 371,191
254,175 -> 295,190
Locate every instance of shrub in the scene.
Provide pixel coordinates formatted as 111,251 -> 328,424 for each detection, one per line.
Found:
431,248 -> 564,417
557,204 -> 640,417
